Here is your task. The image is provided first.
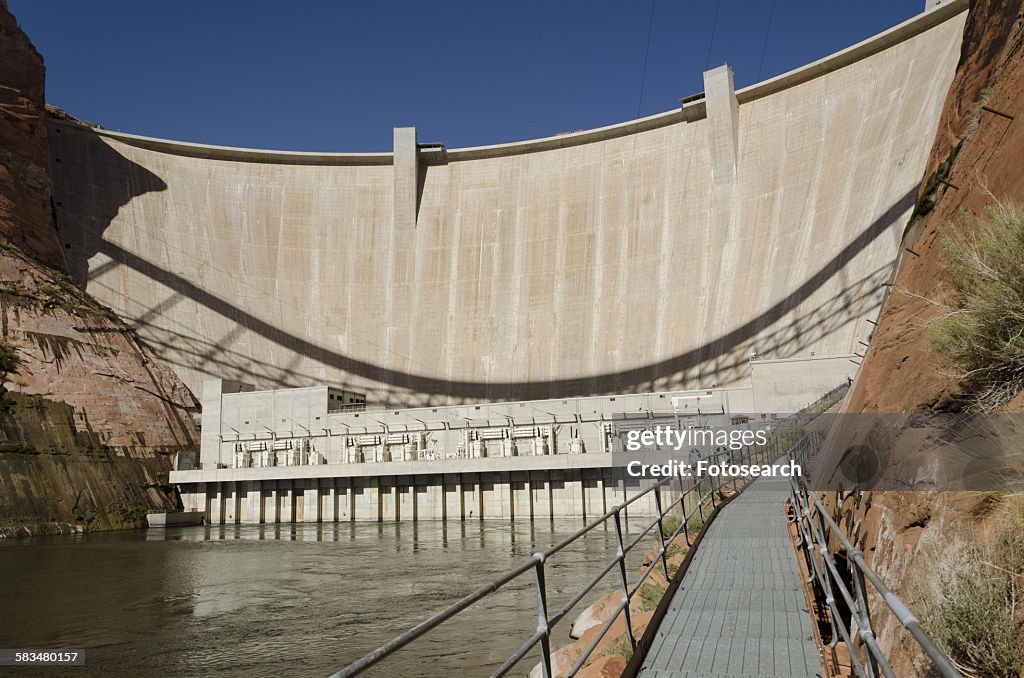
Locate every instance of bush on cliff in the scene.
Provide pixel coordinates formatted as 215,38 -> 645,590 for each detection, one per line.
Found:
928,203 -> 1024,411
919,512 -> 1024,678
0,342 -> 20,412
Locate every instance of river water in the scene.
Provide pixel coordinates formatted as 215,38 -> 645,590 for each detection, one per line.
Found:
0,519 -> 659,677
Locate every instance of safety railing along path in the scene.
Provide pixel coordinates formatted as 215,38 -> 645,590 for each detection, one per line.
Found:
787,434 -> 962,678
329,385 -> 851,678
636,474 -> 822,677
329,433 -> 815,676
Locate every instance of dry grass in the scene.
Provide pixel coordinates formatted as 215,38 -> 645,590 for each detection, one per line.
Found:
927,203 -> 1024,411
917,498 -> 1024,678
634,582 -> 667,613
599,633 -> 634,663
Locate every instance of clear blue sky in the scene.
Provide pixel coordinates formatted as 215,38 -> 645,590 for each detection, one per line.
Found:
11,0 -> 925,152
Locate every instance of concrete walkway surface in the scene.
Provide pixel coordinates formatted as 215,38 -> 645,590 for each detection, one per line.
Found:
637,476 -> 822,677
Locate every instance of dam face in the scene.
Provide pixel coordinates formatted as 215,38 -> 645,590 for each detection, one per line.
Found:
47,5 -> 967,406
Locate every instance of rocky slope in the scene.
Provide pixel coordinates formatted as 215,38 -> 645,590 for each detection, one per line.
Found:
0,0 -> 199,536
849,0 -> 1024,413
831,1 -> 1024,674
0,1 -> 63,270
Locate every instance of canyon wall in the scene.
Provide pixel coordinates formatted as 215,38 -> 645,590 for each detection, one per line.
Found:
828,1 -> 1024,673
0,0 -> 199,535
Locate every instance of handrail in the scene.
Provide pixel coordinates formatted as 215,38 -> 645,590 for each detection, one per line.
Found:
329,422 -> 803,677
787,433 -> 962,678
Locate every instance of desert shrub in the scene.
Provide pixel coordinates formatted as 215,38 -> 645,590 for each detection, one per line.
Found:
0,343 -> 20,412
913,141 -> 963,221
920,516 -> 1024,677
598,633 -> 633,662
660,513 -> 681,539
927,203 -> 1024,411
635,581 -> 666,613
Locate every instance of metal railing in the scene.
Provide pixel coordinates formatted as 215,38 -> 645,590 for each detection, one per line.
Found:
787,434 -> 962,678
330,428 -> 801,678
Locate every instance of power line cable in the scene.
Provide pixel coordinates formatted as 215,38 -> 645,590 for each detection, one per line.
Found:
635,0 -> 656,120
756,0 -> 777,82
704,0 -> 721,70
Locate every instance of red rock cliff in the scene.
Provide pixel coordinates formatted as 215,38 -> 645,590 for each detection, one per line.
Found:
0,0 -> 64,270
849,0 -> 1024,413
0,1 -> 200,535
826,2 -> 1024,674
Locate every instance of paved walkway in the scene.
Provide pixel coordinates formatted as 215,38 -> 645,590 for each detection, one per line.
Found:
638,476 -> 822,678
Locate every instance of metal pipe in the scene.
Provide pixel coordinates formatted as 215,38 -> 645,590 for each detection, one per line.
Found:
613,509 -> 638,650
805,496 -> 962,678
654,487 -> 670,582
533,554 -> 553,678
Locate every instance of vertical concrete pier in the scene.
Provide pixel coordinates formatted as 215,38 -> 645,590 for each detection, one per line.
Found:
393,126 -> 418,230
704,64 -> 739,187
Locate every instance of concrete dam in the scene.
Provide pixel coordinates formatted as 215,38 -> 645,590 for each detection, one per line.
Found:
47,4 -> 967,407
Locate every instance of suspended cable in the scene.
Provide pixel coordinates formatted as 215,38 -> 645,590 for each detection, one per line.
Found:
635,0 -> 656,120
756,0 -> 777,82
704,0 -> 720,70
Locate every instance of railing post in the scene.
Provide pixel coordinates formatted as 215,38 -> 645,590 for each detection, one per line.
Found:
653,486 -> 670,582
852,552 -> 881,678
812,506 -> 841,648
676,474 -> 691,546
613,509 -> 638,650
696,476 -> 706,524
532,552 -> 553,678
733,447 -> 742,493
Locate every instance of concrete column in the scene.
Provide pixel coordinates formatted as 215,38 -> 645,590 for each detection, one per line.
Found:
704,65 -> 739,187
393,127 -> 418,230
262,485 -> 273,524
480,476 -> 507,519
549,472 -> 567,517
209,483 -> 223,524
182,484 -> 205,513
531,473 -> 552,520
419,477 -> 443,520
582,470 -> 601,519
462,474 -> 482,520
380,479 -> 397,521
570,472 -> 586,521
304,481 -> 320,523
279,482 -> 293,523
200,382 -> 224,470
227,481 -> 240,524
511,472 -> 531,521
443,474 -> 459,522
322,481 -> 336,523
396,476 -> 411,521
243,481 -> 261,524
337,479 -> 351,522
352,478 -> 377,522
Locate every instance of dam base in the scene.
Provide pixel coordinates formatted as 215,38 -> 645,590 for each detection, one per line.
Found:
175,456 -> 655,524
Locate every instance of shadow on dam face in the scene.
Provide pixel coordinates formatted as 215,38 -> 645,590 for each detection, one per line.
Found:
52,126 -> 914,403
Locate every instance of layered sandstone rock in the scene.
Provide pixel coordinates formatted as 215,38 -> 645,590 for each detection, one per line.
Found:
849,0 -> 1024,413
0,0 -> 199,535
830,2 -> 1024,674
0,1 -> 63,270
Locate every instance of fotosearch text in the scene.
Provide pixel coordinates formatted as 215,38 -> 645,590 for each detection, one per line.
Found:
625,459 -> 802,479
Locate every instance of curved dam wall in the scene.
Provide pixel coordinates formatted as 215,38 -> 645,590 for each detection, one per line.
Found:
47,5 -> 967,406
